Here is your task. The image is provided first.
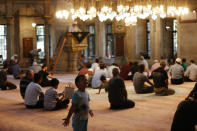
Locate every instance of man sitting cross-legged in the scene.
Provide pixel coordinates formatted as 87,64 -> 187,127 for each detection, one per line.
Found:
0,64 -> 17,90
24,73 -> 44,109
44,78 -> 70,110
108,68 -> 135,109
152,61 -> 175,96
133,64 -> 154,94
20,69 -> 34,99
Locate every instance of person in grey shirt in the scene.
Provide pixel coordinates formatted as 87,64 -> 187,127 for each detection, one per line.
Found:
133,64 -> 154,94
24,73 -> 44,108
29,62 -> 41,73
184,60 -> 197,82
44,78 -> 70,110
169,58 -> 184,84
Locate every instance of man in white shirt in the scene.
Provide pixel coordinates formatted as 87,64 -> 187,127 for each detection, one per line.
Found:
44,78 -> 70,110
91,63 -> 108,89
107,63 -> 120,79
169,58 -> 184,84
24,73 -> 44,108
91,58 -> 100,73
184,60 -> 197,82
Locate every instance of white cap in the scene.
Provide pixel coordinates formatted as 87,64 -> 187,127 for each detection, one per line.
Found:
33,62 -> 37,66
176,58 -> 181,63
154,59 -> 159,63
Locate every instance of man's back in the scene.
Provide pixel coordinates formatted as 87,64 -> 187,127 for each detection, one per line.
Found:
185,64 -> 197,81
30,65 -> 41,73
152,67 -> 168,88
24,82 -> 42,105
12,64 -> 21,77
108,77 -> 126,105
44,87 -> 58,110
133,72 -> 148,92
20,77 -> 32,99
169,63 -> 184,79
0,70 -> 7,82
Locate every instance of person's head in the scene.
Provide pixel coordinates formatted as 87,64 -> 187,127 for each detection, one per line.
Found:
86,62 -> 92,68
140,56 -> 144,60
14,54 -> 18,59
75,75 -> 88,91
175,58 -> 182,64
160,61 -> 166,69
38,49 -> 41,52
95,58 -> 99,63
138,64 -> 145,73
112,68 -> 119,77
154,59 -> 159,63
51,78 -> 59,89
26,70 -> 34,80
182,58 -> 186,63
80,54 -> 85,58
3,64 -> 8,71
33,62 -> 37,66
34,73 -> 42,84
100,75 -> 106,82
190,60 -> 195,64
42,65 -> 47,71
112,63 -> 118,67
100,63 -> 105,70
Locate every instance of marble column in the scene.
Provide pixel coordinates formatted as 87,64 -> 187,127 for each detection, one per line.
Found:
67,51 -> 78,73
44,17 -> 50,65
6,17 -> 13,60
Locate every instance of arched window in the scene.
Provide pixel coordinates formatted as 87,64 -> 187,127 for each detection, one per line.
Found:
0,25 -> 7,60
36,25 -> 45,59
106,23 -> 114,57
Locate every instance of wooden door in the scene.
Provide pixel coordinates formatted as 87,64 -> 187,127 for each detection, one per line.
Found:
23,38 -> 33,58
115,34 -> 125,56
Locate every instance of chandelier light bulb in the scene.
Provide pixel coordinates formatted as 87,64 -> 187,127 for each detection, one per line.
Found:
152,15 -> 157,20
56,1 -> 191,25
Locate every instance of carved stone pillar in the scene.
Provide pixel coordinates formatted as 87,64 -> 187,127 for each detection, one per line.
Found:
44,17 -> 50,65
67,51 -> 78,73
6,16 -> 13,60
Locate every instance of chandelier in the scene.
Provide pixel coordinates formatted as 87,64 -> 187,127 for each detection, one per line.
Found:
56,0 -> 190,26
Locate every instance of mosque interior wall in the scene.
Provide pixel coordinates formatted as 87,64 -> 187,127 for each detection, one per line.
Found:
0,0 -> 197,68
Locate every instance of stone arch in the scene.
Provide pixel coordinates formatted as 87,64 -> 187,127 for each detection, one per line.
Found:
13,4 -> 44,16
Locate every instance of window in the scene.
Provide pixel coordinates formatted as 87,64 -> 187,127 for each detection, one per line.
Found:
106,23 -> 114,57
146,21 -> 151,58
0,25 -> 7,60
86,24 -> 95,57
173,20 -> 177,57
36,25 -> 45,59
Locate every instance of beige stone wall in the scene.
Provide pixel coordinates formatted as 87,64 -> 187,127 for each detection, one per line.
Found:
1,0 -> 197,69
178,22 -> 197,61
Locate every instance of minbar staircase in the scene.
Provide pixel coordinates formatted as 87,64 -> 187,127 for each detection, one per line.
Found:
48,34 -> 66,75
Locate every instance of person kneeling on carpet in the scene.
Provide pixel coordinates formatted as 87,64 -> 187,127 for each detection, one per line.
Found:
108,68 -> 135,109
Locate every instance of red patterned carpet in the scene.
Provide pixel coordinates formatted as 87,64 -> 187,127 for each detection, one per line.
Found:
0,74 -> 195,131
